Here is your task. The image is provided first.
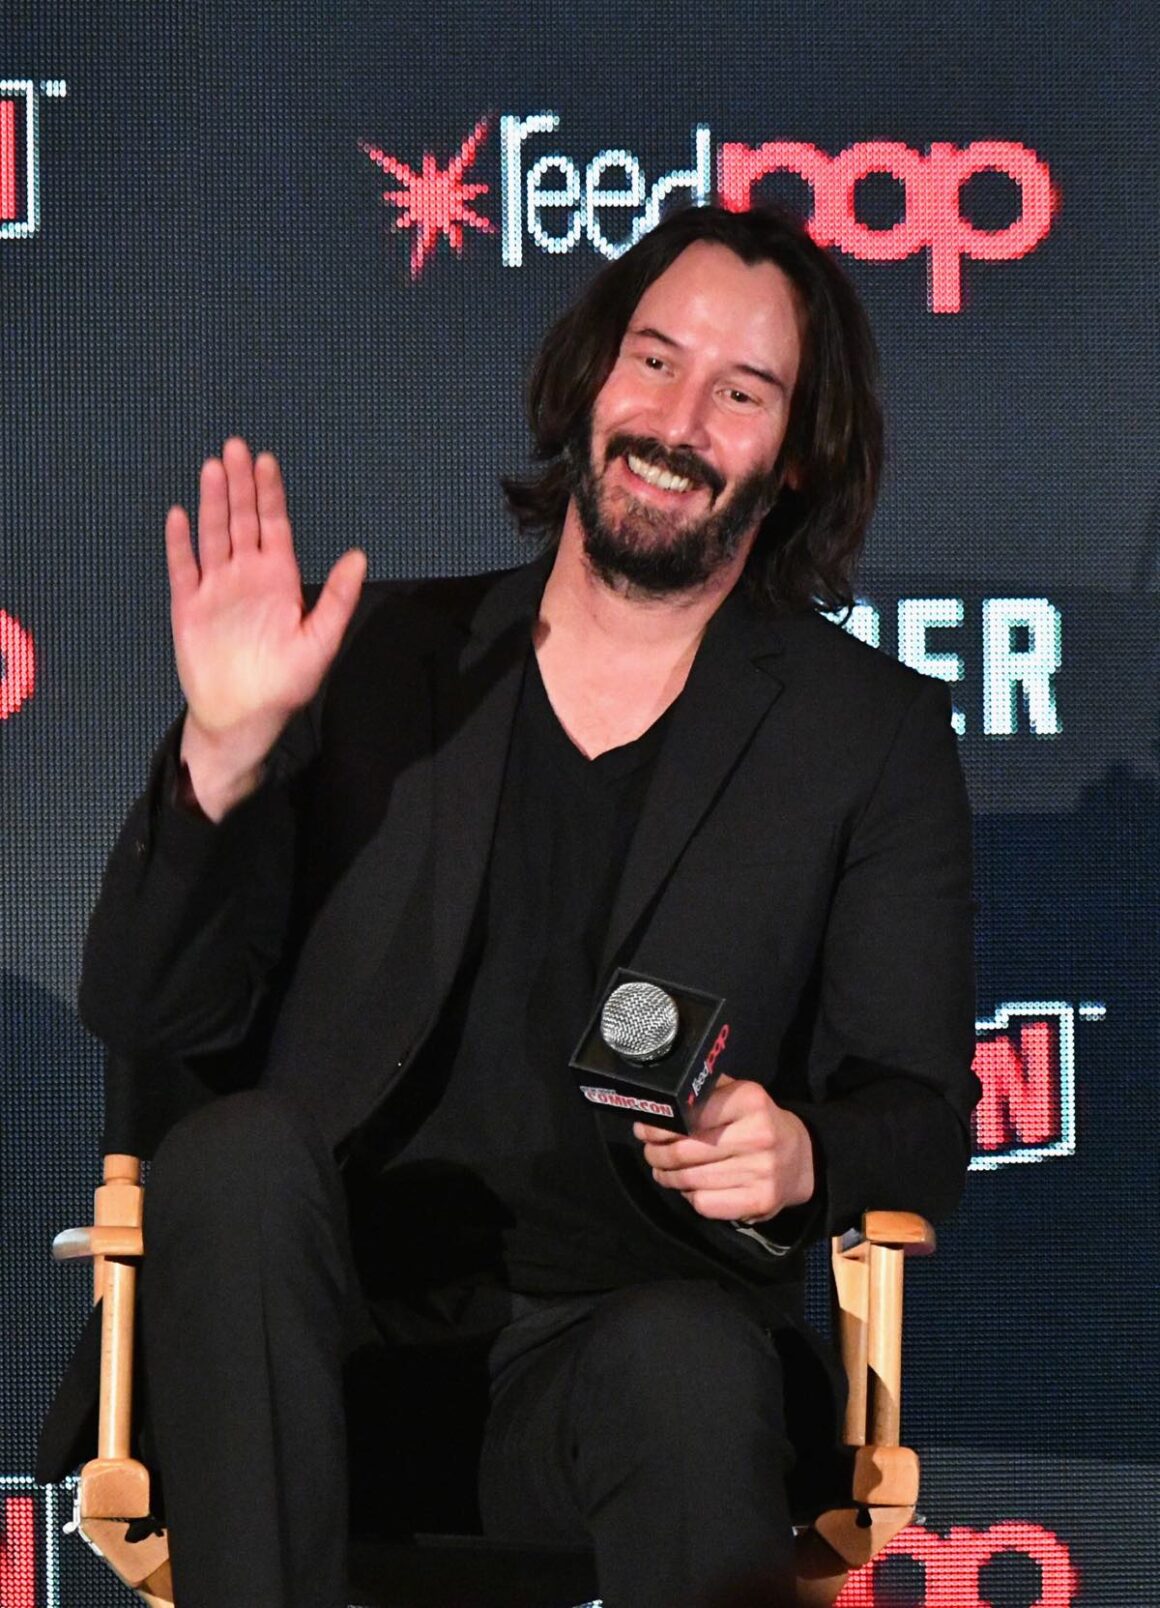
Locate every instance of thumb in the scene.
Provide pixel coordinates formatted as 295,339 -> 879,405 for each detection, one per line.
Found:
690,1072 -> 739,1133
304,549 -> 367,664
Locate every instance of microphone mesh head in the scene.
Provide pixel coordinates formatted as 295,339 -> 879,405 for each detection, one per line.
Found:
600,981 -> 680,1064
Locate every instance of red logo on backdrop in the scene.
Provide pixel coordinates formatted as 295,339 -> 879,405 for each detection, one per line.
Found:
970,1002 -> 1076,1169
1,79 -> 66,239
836,1520 -> 1080,1606
0,1485 -> 40,1608
359,116 -> 494,279
0,95 -> 18,223
719,139 -> 1055,312
360,113 -> 1056,309
0,610 -> 36,719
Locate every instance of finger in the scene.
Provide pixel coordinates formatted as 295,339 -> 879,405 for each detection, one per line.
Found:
687,1188 -> 768,1222
196,456 -> 230,571
651,1154 -> 758,1192
632,1123 -> 681,1144
303,549 -> 367,667
687,1110 -> 745,1146
691,1077 -> 766,1136
643,1136 -> 725,1172
693,1081 -> 747,1126
254,450 -> 293,557
164,505 -> 199,608
222,436 -> 260,553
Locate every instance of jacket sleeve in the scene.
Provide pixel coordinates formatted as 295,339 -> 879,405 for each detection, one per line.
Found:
781,677 -> 980,1235
77,707 -> 318,1061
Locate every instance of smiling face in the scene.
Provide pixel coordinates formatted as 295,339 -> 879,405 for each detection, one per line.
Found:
569,240 -> 804,596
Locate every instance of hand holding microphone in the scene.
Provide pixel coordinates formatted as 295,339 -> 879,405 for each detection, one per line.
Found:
570,971 -> 815,1225
634,1074 -> 815,1226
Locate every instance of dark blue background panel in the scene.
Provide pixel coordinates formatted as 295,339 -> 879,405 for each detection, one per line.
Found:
2,3 -> 1156,1603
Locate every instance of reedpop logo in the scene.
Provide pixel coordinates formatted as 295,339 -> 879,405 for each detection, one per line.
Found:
359,112 -> 1057,310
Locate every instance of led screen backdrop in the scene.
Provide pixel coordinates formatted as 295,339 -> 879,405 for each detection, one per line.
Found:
2,2 -> 1158,1603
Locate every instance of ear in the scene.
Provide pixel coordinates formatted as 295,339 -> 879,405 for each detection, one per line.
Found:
781,461 -> 802,492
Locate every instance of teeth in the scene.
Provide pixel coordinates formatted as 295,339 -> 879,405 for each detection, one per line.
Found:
626,452 -> 693,494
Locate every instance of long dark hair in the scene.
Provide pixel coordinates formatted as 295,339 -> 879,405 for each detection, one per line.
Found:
502,204 -> 883,615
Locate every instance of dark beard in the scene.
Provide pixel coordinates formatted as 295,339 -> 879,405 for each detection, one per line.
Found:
568,425 -> 776,596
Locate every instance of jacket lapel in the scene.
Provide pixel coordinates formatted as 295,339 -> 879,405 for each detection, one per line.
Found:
430,555 -> 551,996
599,587 -> 785,975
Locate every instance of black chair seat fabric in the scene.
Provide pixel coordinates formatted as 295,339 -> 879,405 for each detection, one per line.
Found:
348,1534 -> 597,1608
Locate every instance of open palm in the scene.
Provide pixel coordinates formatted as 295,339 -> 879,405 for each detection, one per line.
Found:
166,439 -> 366,770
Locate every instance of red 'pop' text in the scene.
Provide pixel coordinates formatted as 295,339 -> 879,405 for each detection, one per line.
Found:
836,1519 -> 1079,1606
0,98 -> 16,220
720,138 -> 1055,312
0,610 -> 36,720
0,1493 -> 35,1608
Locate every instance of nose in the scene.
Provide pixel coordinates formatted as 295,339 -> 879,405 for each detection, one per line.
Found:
651,375 -> 712,453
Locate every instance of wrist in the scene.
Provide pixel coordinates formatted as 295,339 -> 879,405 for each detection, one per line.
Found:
179,714 -> 271,822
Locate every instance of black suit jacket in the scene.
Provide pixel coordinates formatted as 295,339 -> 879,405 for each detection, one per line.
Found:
40,555 -> 978,1480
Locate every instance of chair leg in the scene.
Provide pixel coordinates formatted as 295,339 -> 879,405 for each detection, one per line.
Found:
813,1502 -> 915,1571
75,1513 -> 173,1604
137,1580 -> 175,1608
793,1529 -> 849,1607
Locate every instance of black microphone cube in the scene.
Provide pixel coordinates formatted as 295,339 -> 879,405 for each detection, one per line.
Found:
569,969 -> 730,1134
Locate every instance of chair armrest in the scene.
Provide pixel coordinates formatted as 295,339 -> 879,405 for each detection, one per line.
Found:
841,1211 -> 936,1256
53,1226 -> 145,1261
53,1157 -> 146,1464
53,1156 -> 173,1602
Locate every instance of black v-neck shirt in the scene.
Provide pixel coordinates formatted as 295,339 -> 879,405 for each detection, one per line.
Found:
364,649 -> 687,1326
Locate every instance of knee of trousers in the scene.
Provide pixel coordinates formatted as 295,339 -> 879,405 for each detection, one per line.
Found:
144,1089 -> 344,1256
572,1281 -> 788,1462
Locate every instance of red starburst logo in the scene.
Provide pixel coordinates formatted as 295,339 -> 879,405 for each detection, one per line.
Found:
359,116 -> 494,279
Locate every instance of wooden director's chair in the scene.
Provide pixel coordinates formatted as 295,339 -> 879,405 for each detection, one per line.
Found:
53,1154 -> 934,1607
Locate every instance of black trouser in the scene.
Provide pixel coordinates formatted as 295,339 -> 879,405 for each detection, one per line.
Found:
142,1090 -> 796,1608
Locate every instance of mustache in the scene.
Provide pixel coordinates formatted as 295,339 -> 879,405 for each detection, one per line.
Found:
604,433 -> 725,499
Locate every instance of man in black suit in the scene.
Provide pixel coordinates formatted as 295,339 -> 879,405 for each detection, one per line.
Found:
68,206 -> 977,1607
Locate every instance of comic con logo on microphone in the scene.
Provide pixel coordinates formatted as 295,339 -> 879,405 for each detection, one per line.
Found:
357,112 -> 1057,310
580,1087 -> 676,1120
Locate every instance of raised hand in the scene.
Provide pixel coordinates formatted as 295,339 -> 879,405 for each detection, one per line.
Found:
166,438 -> 366,819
